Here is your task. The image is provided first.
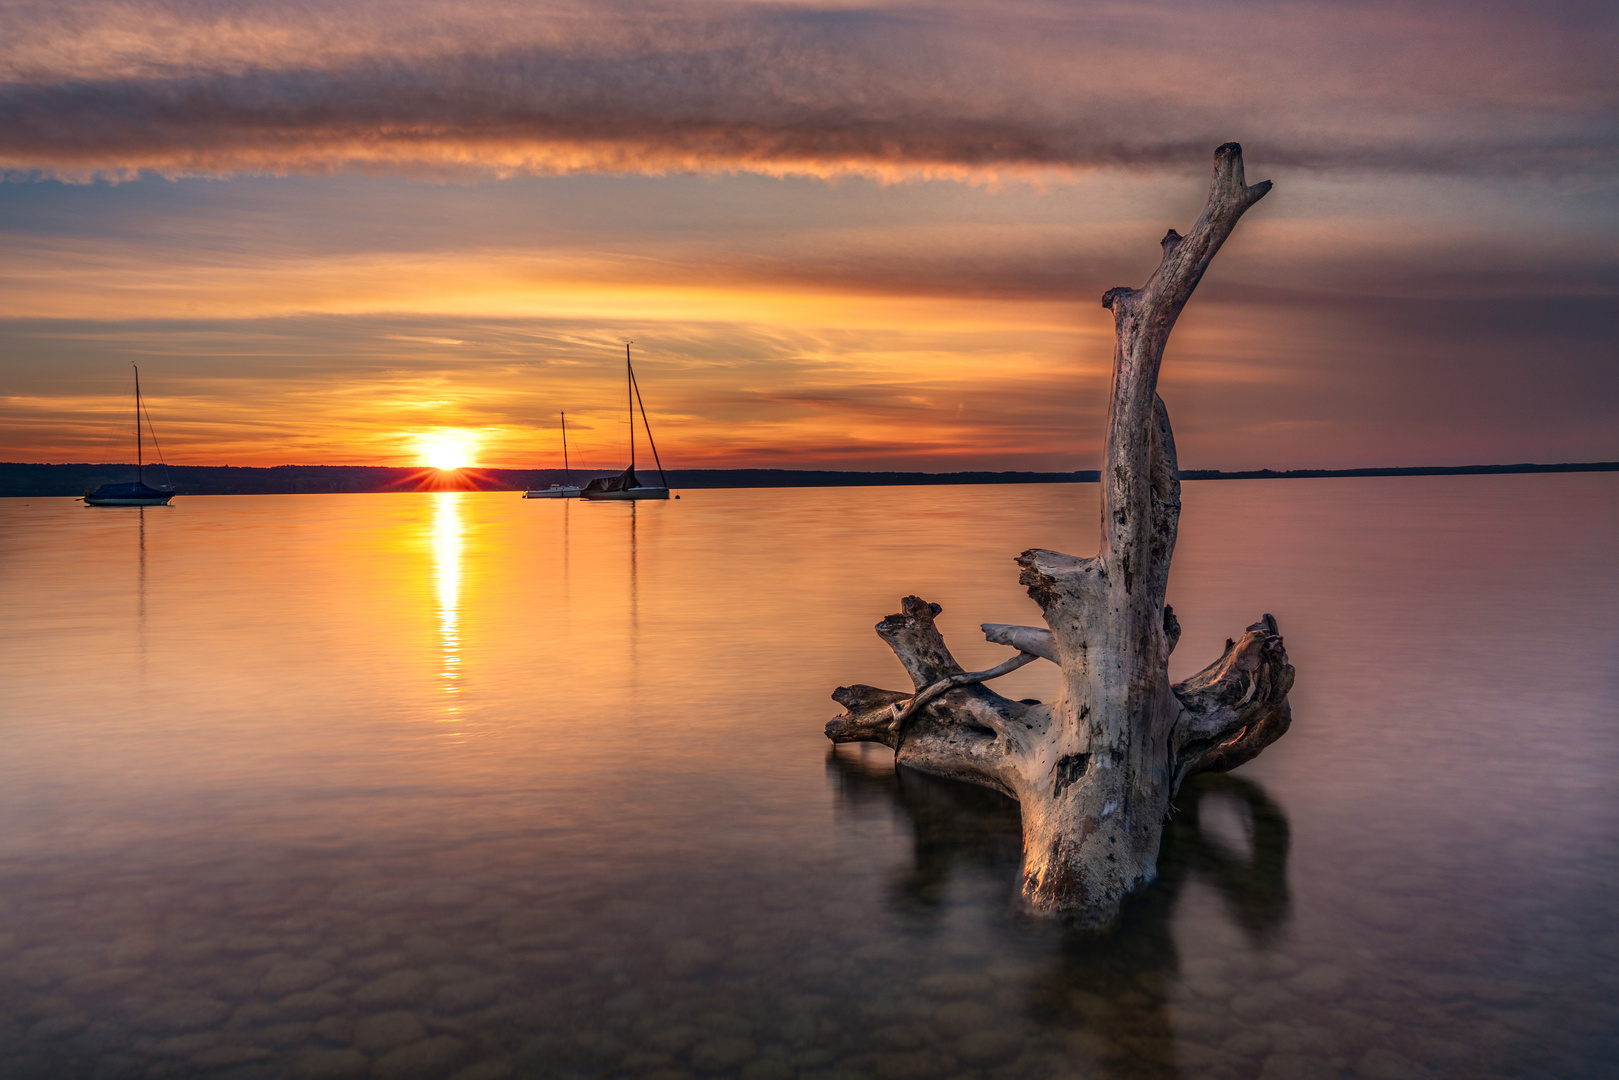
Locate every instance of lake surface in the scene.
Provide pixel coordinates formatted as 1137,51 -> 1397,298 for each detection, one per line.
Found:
1,477 -> 1615,1080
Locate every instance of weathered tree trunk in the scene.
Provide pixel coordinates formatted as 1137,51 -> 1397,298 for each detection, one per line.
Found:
826,144 -> 1295,925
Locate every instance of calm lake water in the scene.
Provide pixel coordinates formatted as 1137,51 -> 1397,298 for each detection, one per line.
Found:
1,477 -> 1616,1080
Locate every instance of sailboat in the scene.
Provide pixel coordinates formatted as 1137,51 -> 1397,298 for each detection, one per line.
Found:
580,344 -> 672,501
523,411 -> 584,499
84,365 -> 176,507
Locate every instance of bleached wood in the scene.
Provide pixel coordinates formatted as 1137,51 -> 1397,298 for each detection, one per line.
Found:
884,649 -> 1041,732
981,623 -> 1060,663
827,144 -> 1292,924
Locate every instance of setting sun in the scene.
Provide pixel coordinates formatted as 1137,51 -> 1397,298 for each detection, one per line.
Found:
416,431 -> 478,472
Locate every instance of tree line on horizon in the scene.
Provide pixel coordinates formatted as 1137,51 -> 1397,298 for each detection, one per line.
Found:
1,461 -> 1614,498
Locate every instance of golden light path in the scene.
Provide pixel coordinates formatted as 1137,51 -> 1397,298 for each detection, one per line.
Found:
431,492 -> 463,723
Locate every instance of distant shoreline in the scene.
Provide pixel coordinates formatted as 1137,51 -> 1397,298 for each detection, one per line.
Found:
2,460 -> 1615,497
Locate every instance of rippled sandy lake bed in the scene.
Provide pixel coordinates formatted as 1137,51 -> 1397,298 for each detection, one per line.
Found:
1,476 -> 1615,1079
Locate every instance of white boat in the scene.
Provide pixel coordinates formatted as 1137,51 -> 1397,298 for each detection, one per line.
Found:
580,344 -> 673,501
84,365 -> 176,507
524,411 -> 584,499
524,485 -> 583,499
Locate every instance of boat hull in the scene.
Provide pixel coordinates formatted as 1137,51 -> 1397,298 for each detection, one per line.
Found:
523,487 -> 583,499
84,494 -> 174,506
580,487 -> 670,501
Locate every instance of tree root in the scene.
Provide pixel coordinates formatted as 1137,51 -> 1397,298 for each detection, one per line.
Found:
824,145 -> 1290,922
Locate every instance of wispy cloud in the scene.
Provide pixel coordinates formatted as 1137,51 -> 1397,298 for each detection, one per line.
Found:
4,0 -> 1616,181
3,2 -> 1614,472
5,275 -> 1614,472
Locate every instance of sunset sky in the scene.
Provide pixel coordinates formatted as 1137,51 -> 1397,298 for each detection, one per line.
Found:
2,0 -> 1615,471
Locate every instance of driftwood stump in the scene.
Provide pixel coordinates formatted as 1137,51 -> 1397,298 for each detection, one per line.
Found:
827,143 -> 1295,924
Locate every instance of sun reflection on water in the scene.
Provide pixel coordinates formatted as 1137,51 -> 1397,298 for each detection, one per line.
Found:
432,491 -> 463,721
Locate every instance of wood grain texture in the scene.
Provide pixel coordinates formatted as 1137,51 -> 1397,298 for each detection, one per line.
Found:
826,144 -> 1294,925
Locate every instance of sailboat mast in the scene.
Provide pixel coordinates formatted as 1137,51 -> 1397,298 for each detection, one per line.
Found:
561,411 -> 570,480
626,343 -> 635,470
133,363 -> 143,484
630,366 -> 670,491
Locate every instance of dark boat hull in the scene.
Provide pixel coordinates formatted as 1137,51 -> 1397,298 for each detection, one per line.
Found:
84,481 -> 175,507
580,486 -> 670,501
578,465 -> 669,501
84,494 -> 174,506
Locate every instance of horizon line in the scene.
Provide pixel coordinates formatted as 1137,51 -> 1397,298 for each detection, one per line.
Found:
3,460 -> 1617,474
3,459 -> 1616,500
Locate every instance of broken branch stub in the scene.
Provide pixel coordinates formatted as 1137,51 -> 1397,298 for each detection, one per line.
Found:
826,144 -> 1295,925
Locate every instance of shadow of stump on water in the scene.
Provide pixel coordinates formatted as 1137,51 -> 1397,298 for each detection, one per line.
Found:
827,746 -> 1292,1079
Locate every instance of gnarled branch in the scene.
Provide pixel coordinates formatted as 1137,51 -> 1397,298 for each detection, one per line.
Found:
825,144 -> 1289,924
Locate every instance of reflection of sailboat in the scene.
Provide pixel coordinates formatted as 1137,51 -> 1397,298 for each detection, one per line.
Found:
581,344 -> 672,501
524,411 -> 584,499
84,365 -> 175,507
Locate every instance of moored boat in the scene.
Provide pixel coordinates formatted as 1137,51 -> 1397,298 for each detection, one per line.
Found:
84,365 -> 175,507
85,481 -> 176,507
580,466 -> 670,500
524,485 -> 584,499
579,344 -> 673,502
524,411 -> 584,499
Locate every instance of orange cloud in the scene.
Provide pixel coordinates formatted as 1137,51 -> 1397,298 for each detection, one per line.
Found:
2,1 -> 1614,474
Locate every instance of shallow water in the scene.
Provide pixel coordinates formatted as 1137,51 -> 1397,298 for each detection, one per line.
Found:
1,476 -> 1615,1080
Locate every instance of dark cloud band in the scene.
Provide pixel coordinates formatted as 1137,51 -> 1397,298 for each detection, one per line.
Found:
4,1 -> 1616,180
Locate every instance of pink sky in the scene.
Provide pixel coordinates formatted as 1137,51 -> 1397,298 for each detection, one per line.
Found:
2,0 -> 1615,470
